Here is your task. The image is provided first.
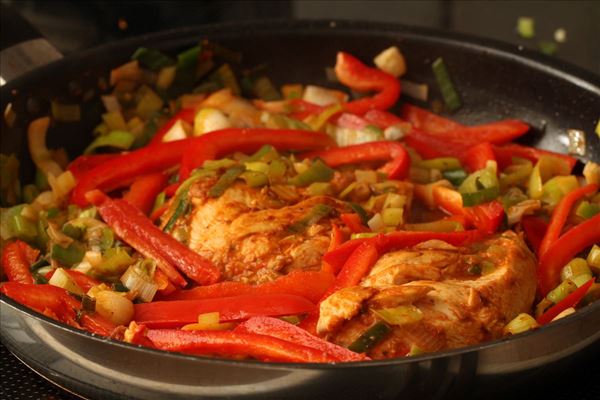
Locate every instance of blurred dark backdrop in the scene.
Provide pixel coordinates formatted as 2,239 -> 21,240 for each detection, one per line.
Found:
2,0 -> 599,74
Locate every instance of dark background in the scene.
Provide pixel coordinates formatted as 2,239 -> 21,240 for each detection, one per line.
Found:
1,1 -> 599,399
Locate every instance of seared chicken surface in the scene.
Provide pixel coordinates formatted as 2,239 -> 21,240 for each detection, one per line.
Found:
317,232 -> 537,358
180,181 -> 349,284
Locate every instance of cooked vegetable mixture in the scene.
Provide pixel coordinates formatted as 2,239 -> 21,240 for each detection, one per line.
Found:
1,41 -> 599,363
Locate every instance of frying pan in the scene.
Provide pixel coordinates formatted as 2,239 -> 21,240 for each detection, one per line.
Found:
1,17 -> 599,400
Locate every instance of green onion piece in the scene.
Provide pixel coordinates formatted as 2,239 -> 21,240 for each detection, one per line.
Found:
152,191 -> 166,214
587,245 -> 600,272
51,242 -> 85,266
211,64 -> 241,96
381,207 -> 404,227
500,161 -> 533,188
131,47 -> 174,71
97,247 -> 134,276
442,169 -> 468,186
289,159 -> 334,187
252,76 -> 282,101
419,157 -> 462,171
267,159 -> 287,184
244,161 -> 270,174
571,273 -> 593,288
84,130 -> 135,154
174,45 -> 201,88
517,17 -> 535,38
561,258 -> 592,282
347,321 -> 392,353
431,57 -> 461,112
0,154 -> 21,206
203,158 -> 237,170
240,171 -> 269,188
308,182 -> 333,196
350,232 -> 378,240
546,279 -> 578,304
372,305 -> 423,326
575,200 -> 600,219
246,145 -> 279,162
504,313 -> 539,335
209,166 -> 245,198
1,205 -> 37,241
461,186 -> 500,207
61,223 -> 84,240
163,196 -> 189,233
36,218 -> 49,250
288,204 -> 334,233
51,101 -> 81,122
541,176 -> 579,206
99,228 -> 115,251
349,203 -> 370,225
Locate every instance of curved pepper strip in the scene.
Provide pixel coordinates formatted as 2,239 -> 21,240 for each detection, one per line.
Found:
537,213 -> 600,296
133,293 -> 316,328
340,213 -> 368,234
462,142 -> 496,172
462,201 -> 505,235
323,230 -> 483,272
87,190 -> 220,287
1,240 -> 38,284
144,328 -> 338,363
537,278 -> 594,325
538,183 -> 598,257
161,270 -> 334,304
401,104 -> 463,134
123,172 -> 168,215
148,107 -> 197,146
335,52 -> 401,116
492,143 -> 577,172
301,141 -> 410,180
521,216 -> 548,256
235,316 -> 368,362
67,154 -> 119,181
0,283 -> 116,336
179,128 -> 336,181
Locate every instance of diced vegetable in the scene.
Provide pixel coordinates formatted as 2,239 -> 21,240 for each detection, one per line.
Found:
431,57 -> 461,112
132,47 -> 174,71
347,321 -> 392,353
517,17 -> 535,38
84,130 -> 136,154
587,245 -> 600,273
209,166 -> 245,197
289,159 -> 334,187
504,313 -> 538,335
48,267 -> 84,296
547,279 -> 577,304
372,305 -> 423,325
373,46 -> 407,78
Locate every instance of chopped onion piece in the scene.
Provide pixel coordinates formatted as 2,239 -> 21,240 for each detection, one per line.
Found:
567,129 -> 586,156
400,79 -> 428,102
120,262 -> 158,303
94,290 -> 135,325
48,267 -> 84,296
551,307 -> 576,322
374,46 -> 407,78
303,85 -> 347,106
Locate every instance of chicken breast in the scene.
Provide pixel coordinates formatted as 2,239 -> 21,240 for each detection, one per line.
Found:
317,231 -> 537,358
182,181 -> 349,284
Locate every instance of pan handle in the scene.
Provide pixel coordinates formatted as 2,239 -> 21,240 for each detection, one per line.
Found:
0,3 -> 62,86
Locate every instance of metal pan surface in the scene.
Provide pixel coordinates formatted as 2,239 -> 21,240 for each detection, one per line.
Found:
1,20 -> 599,400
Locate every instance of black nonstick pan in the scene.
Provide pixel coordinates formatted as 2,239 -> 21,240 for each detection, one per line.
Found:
1,18 -> 599,400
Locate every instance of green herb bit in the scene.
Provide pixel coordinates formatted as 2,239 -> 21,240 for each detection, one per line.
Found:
51,242 -> 85,266
209,166 -> 245,198
442,169 -> 468,186
288,204 -> 335,233
347,321 -> 392,353
289,159 -> 334,187
349,203 -> 370,225
132,47 -> 174,71
84,130 -> 136,154
431,57 -> 461,112
517,17 -> 535,39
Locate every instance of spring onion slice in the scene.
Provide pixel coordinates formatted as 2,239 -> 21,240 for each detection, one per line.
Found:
84,130 -> 136,154
132,47 -> 174,71
432,57 -> 461,112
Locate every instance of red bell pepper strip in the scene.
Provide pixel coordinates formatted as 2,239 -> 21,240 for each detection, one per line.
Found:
153,268 -> 178,296
537,278 -> 594,325
492,143 -> 577,172
79,313 -> 118,337
538,184 -> 598,257
340,213 -> 368,234
328,241 -> 379,293
301,141 -> 410,180
432,186 -> 464,215
179,128 -> 336,180
148,107 -> 197,146
461,142 -> 496,172
537,213 -> 600,296
401,104 -> 462,135
405,129 -> 469,159
87,190 -> 221,287
133,293 -> 316,328
521,216 -> 548,256
323,230 -> 483,272
363,109 -> 405,129
289,99 -> 325,120
1,240 -> 38,284
45,269 -> 101,292
67,154 -> 120,181
71,138 -> 191,206
161,270 -> 334,304
334,52 -> 401,115
322,223 -> 344,273
145,328 -> 338,363
462,201 -> 505,234
235,316 -> 368,361
123,172 -> 168,215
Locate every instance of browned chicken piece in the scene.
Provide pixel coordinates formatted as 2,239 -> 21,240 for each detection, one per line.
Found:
317,231 -> 537,359
183,181 -> 350,284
